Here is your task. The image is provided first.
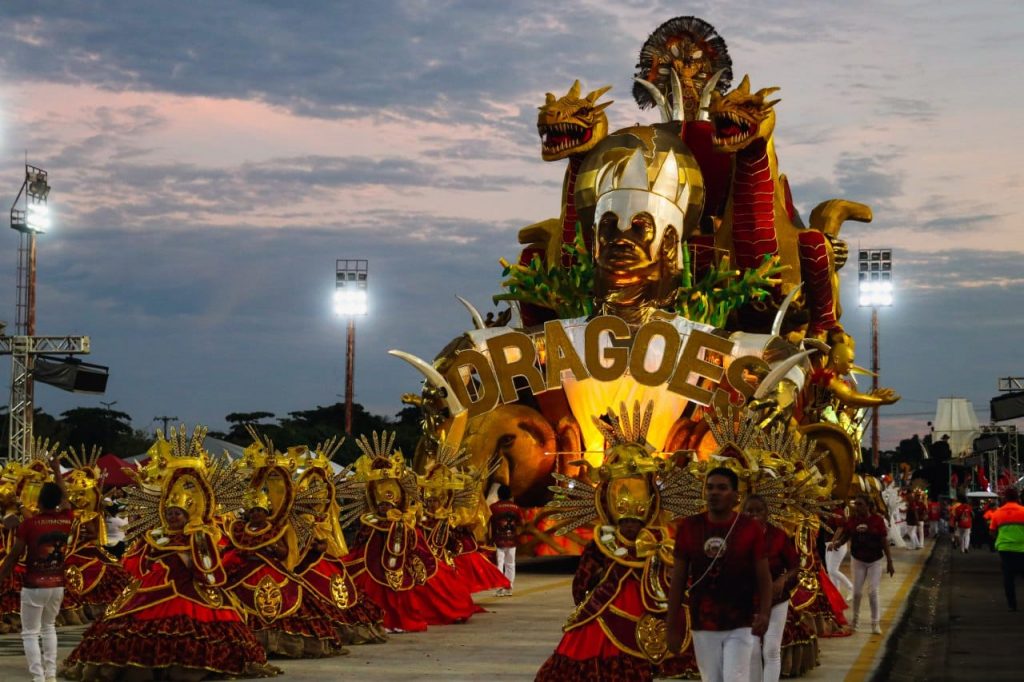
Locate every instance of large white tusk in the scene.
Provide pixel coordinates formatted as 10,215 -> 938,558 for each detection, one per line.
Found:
456,295 -> 485,330
633,78 -> 671,123
754,349 -> 817,400
771,284 -> 803,337
670,69 -> 685,121
388,350 -> 466,416
508,300 -> 523,329
698,68 -> 726,121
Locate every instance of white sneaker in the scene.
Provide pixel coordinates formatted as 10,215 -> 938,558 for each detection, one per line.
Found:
494,588 -> 507,597
850,619 -> 858,632
871,623 -> 883,634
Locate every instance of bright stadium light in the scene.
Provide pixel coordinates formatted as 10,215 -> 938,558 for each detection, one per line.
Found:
26,203 -> 50,232
336,259 -> 368,435
857,248 -> 893,308
858,248 -> 894,469
858,279 -> 894,307
333,287 -> 368,316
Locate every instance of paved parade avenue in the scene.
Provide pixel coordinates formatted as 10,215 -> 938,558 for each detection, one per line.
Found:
0,543 -> 934,681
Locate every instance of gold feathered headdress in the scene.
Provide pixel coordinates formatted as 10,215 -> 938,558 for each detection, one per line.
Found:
121,425 -> 245,543
335,431 -> 420,529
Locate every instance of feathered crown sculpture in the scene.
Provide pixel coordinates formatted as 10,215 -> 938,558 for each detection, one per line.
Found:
594,148 -> 694,268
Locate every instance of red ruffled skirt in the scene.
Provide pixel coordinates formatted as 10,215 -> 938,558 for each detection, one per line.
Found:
801,568 -> 852,638
0,567 -> 22,631
453,551 -> 510,593
353,560 -> 483,632
66,595 -> 268,676
535,577 -> 653,681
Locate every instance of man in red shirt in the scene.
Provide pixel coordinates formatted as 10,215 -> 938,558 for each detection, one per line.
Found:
0,455 -> 72,682
667,467 -> 772,682
953,499 -> 973,553
488,484 -> 523,596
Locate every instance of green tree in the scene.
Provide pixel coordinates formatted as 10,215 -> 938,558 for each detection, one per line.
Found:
58,407 -> 134,453
224,411 -> 277,444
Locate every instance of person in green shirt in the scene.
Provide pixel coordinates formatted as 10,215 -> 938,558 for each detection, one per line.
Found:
988,487 -> 1024,611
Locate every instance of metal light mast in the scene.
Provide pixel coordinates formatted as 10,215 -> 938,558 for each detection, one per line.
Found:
857,248 -> 893,469
4,163 -> 91,463
334,259 -> 368,435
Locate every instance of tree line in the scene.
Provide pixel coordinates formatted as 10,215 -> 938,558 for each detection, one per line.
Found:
0,402 -> 422,465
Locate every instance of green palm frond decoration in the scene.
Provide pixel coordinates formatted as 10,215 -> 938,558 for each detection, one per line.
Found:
677,249 -> 786,327
494,222 -> 594,319
494,225 -> 786,327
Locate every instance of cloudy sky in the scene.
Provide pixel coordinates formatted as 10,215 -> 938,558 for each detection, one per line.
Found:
0,0 -> 1021,446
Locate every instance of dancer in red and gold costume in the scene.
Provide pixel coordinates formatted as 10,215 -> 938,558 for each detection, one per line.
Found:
536,403 -> 690,682
291,440 -> 387,645
418,441 -> 509,595
340,431 -> 482,633
59,445 -> 132,622
224,435 -> 349,658
63,425 -> 278,681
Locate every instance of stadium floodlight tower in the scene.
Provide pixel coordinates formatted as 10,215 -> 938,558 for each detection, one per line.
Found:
3,163 -> 93,463
334,259 -> 368,435
858,248 -> 894,468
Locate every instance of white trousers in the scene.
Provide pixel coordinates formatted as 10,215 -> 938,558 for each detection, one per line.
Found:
494,546 -> 516,590
749,601 -> 789,682
955,527 -> 971,552
825,544 -> 853,598
851,558 -> 883,625
692,627 -> 756,682
909,523 -> 924,549
21,586 -> 64,682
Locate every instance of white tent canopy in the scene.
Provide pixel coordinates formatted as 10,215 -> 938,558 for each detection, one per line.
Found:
124,435 -> 344,473
933,397 -> 980,458
126,435 -> 246,463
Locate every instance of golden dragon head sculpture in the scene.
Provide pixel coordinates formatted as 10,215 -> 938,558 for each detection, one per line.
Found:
708,75 -> 781,153
537,80 -> 612,161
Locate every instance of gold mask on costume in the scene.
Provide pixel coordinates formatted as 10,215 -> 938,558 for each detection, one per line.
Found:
371,478 -> 404,509
606,476 -> 653,523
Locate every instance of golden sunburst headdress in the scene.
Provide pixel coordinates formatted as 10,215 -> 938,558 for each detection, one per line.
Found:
547,402 -> 685,535
237,429 -> 329,552
419,435 -> 497,519
6,438 -> 61,515
335,431 -> 419,529
295,436 -> 349,555
121,425 -> 246,543
63,445 -> 103,507
745,421 -> 833,534
664,405 -> 834,533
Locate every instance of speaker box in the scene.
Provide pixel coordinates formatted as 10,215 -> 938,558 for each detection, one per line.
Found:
991,392 -> 1024,422
33,356 -> 109,394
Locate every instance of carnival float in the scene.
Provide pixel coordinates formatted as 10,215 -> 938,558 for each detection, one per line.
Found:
0,14 -> 904,681
391,15 -> 899,550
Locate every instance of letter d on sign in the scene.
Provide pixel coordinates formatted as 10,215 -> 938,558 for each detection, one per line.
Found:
445,350 -> 500,418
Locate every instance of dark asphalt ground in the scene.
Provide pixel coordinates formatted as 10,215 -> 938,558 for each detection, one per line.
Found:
874,534 -> 1023,681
